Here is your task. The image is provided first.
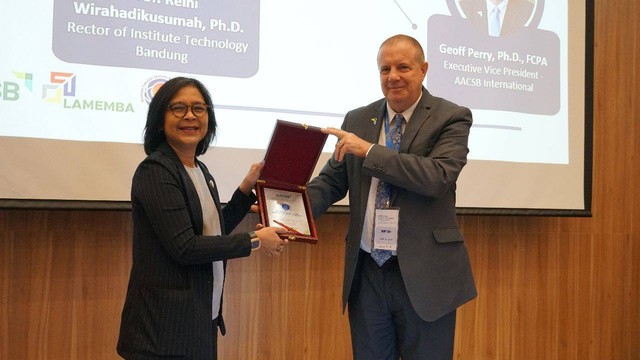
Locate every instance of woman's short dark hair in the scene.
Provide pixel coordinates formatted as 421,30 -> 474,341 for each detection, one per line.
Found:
143,77 -> 217,156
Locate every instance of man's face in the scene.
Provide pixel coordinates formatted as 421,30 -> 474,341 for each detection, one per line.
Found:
377,41 -> 428,113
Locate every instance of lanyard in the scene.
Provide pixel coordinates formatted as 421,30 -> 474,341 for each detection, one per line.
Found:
384,111 -> 402,150
379,111 -> 402,205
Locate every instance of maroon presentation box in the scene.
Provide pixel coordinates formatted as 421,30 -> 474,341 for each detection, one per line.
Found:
256,120 -> 328,243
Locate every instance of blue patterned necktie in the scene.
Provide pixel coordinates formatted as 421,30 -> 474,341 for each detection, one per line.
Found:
371,113 -> 404,266
489,6 -> 501,37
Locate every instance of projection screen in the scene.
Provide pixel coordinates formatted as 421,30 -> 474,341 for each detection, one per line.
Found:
0,0 -> 593,215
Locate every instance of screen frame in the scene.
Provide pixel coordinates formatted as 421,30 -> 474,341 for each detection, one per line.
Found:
0,0 -> 594,217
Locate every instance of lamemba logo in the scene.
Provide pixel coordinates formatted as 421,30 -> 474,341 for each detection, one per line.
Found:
42,72 -> 134,112
63,99 -> 135,112
42,72 -> 75,102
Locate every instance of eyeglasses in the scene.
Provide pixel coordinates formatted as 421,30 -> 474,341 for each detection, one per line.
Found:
167,103 -> 209,117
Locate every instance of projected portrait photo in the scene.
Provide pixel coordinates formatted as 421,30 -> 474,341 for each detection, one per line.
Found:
427,0 -> 558,117
457,0 -> 536,37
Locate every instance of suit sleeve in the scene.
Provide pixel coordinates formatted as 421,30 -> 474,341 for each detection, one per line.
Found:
308,155 -> 349,219
221,187 -> 256,233
362,105 -> 472,198
307,119 -> 353,219
132,158 -> 252,265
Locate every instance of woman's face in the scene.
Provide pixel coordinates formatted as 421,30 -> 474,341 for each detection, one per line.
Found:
163,85 -> 209,156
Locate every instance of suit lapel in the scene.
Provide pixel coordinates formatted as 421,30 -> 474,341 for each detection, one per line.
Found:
359,103 -> 386,219
362,103 -> 386,144
389,89 -> 431,205
400,88 -> 431,153
198,161 -> 225,234
502,0 -> 527,35
158,142 -> 205,235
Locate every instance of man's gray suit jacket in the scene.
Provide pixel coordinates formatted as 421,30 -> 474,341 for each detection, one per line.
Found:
308,88 -> 477,322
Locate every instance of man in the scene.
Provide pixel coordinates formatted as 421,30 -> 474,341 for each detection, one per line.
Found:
460,0 -> 535,37
307,35 -> 477,360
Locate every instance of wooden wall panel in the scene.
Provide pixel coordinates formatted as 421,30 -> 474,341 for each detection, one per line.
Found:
218,214 -> 351,359
0,211 -> 132,359
1,0 -> 639,359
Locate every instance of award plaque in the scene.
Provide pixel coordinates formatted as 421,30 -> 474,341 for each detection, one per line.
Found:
256,120 -> 328,243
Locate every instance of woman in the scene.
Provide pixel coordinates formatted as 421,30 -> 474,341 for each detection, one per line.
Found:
117,77 -> 287,359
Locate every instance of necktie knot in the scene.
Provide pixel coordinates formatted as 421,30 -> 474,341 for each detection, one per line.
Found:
393,113 -> 404,129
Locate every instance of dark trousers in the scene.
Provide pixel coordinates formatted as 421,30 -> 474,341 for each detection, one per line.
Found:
348,250 -> 456,360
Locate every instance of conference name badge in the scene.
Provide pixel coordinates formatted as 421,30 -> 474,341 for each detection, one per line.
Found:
373,208 -> 399,251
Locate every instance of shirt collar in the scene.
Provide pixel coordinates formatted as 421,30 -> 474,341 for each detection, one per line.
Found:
386,93 -> 422,125
486,0 -> 509,15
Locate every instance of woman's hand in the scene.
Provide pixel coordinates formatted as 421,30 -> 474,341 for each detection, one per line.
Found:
239,161 -> 264,195
255,226 -> 289,255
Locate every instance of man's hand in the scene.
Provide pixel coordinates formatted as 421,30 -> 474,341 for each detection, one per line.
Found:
323,127 -> 373,162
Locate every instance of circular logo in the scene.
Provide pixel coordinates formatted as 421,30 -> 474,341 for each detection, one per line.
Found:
141,76 -> 170,104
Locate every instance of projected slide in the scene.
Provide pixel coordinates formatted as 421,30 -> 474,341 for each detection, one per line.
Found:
53,1 -> 259,77
428,0 -> 566,164
0,0 -> 590,212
